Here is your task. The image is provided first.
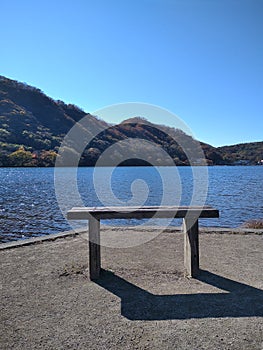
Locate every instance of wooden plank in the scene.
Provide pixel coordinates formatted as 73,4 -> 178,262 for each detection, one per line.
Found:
183,218 -> 199,278
89,217 -> 101,280
67,206 -> 219,220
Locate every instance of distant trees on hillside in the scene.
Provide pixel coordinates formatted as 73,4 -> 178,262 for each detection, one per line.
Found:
0,147 -> 57,167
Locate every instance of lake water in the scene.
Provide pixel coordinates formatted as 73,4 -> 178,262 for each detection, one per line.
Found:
0,166 -> 262,242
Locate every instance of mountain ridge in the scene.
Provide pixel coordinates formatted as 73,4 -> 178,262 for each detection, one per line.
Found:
0,75 -> 262,166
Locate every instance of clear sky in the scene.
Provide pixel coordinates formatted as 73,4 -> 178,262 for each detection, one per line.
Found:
1,0 -> 262,147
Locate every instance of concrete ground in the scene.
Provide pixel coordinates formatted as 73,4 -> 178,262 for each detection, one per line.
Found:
1,227 -> 263,350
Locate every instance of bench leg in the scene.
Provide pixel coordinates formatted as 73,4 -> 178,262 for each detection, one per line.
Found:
89,217 -> 101,280
183,218 -> 199,278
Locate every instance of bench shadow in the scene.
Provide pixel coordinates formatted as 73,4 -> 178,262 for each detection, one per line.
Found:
95,269 -> 263,320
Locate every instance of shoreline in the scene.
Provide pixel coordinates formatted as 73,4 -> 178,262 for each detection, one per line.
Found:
1,164 -> 263,168
1,225 -> 262,250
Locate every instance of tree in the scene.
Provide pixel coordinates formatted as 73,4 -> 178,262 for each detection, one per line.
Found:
8,146 -> 36,166
38,150 -> 57,167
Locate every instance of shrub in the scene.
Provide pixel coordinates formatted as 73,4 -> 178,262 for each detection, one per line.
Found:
242,220 -> 263,229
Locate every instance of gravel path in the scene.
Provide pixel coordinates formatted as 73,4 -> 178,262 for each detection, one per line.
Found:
1,228 -> 263,350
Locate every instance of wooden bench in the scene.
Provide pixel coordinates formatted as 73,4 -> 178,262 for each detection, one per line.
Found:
67,206 -> 219,280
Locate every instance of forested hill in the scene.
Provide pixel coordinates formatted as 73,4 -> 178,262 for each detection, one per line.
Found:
218,142 -> 263,165
0,75 -> 262,166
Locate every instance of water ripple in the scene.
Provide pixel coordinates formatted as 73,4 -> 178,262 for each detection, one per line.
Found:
1,166 -> 263,242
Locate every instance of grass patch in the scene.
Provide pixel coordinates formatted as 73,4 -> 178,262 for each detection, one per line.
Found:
242,220 -> 263,229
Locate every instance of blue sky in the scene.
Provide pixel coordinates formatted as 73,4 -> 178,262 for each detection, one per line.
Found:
1,0 -> 262,147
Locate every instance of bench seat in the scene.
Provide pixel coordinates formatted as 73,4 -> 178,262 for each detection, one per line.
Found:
67,205 -> 219,280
